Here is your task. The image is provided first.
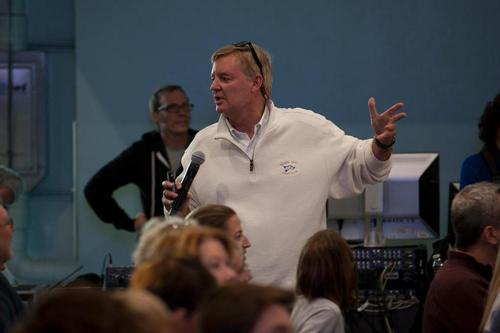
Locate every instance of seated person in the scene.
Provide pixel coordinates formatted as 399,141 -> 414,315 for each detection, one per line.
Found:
460,93 -> 500,188
423,182 -> 500,333
187,204 -> 252,282
132,220 -> 237,285
113,289 -> 174,333
131,255 -> 217,333
170,226 -> 238,285
10,288 -> 172,333
85,85 -> 197,231
132,216 -> 190,266
0,168 -> 24,333
199,283 -> 295,333
0,206 -> 23,333
291,229 -> 358,333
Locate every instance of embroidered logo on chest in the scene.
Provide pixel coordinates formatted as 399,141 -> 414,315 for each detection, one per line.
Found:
280,161 -> 298,175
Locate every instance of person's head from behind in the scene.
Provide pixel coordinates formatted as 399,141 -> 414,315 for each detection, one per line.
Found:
199,283 -> 295,333
175,226 -> 237,285
0,204 -> 14,270
478,93 -> 500,150
296,229 -> 358,312
210,42 -> 272,117
10,288 -> 172,333
112,289 -> 174,333
187,204 -> 251,275
149,85 -> 192,136
131,255 -> 217,333
132,216 -> 188,266
452,182 -> 500,262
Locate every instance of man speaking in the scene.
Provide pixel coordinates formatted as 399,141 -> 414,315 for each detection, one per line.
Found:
163,42 -> 406,288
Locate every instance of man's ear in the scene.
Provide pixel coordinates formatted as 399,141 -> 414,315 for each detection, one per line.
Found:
251,75 -> 264,93
483,225 -> 499,245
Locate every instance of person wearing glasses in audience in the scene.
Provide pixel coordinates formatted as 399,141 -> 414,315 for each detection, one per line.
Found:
0,205 -> 24,333
85,85 -> 197,232
163,42 -> 406,288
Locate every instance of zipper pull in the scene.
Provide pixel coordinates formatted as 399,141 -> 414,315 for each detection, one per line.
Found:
250,159 -> 254,172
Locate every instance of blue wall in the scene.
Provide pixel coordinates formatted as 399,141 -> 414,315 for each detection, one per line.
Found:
9,0 -> 500,281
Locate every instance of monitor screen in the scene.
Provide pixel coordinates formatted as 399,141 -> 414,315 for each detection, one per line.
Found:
327,153 -> 440,240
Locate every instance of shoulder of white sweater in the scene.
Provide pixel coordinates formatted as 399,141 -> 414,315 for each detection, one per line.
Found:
275,105 -> 328,122
273,106 -> 345,135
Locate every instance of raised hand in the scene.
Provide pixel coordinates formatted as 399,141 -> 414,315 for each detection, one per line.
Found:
369,97 -> 406,147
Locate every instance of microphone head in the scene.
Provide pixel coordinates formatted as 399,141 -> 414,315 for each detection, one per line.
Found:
191,151 -> 205,165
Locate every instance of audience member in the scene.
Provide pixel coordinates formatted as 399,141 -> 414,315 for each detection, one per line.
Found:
187,204 -> 252,281
85,85 -> 197,231
0,204 -> 23,333
112,289 -> 174,333
131,255 -> 217,333
423,182 -> 500,333
10,288 -> 172,333
199,283 -> 295,333
132,219 -> 237,285
132,216 -> 189,265
163,42 -> 405,287
174,226 -> 237,285
291,229 -> 357,333
460,93 -> 500,188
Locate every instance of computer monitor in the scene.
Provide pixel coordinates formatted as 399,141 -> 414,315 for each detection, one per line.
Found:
327,153 -> 440,240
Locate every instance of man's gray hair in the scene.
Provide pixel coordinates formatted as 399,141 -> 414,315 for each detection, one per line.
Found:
451,182 -> 500,250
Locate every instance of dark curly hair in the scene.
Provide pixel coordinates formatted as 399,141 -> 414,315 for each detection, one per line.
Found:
478,93 -> 500,148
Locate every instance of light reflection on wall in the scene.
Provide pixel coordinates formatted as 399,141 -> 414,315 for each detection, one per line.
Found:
0,52 -> 46,191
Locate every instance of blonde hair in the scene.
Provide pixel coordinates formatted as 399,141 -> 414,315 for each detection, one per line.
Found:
132,216 -> 192,265
479,247 -> 500,331
175,226 -> 234,259
133,221 -> 234,267
211,42 -> 273,99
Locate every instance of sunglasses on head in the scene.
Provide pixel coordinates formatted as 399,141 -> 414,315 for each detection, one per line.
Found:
233,41 -> 265,79
233,41 -> 267,98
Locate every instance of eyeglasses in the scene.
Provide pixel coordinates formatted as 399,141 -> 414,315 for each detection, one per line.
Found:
233,41 -> 264,80
158,102 -> 194,114
0,217 -> 14,228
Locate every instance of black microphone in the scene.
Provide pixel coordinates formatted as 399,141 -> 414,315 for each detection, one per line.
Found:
169,151 -> 205,216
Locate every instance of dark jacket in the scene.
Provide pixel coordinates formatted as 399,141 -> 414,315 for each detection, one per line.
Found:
422,251 -> 492,333
0,273 -> 24,333
84,129 -> 197,231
